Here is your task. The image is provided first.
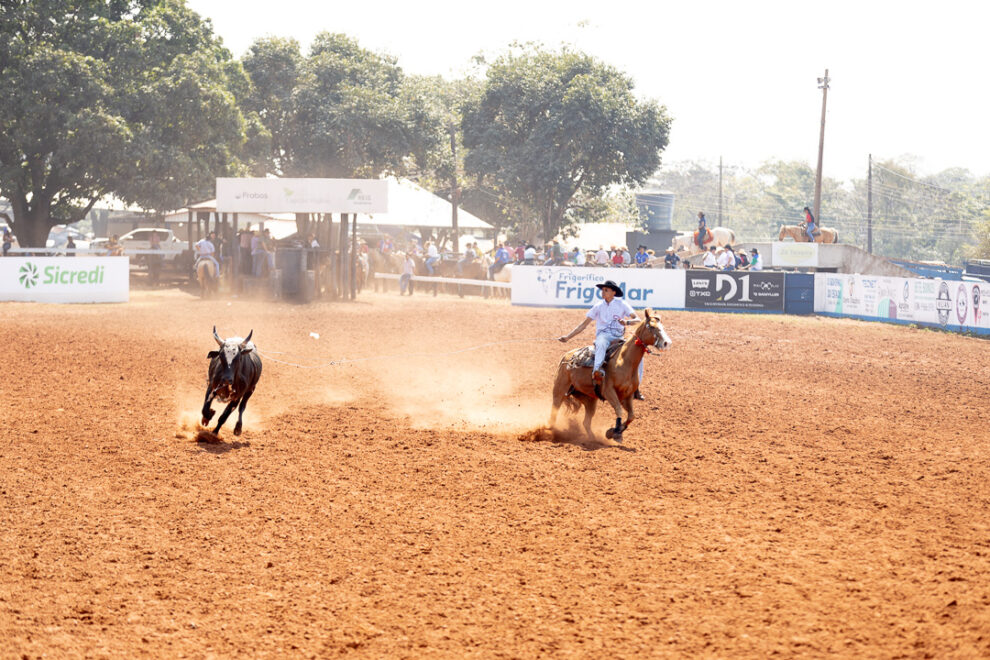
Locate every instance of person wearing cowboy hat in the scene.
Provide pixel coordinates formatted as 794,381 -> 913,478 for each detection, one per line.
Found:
557,280 -> 645,398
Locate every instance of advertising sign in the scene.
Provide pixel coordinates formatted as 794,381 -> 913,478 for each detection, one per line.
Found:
814,273 -> 990,333
1,257 -> 129,303
685,271 -> 785,311
772,242 -> 819,268
511,266 -> 685,309
216,178 -> 388,214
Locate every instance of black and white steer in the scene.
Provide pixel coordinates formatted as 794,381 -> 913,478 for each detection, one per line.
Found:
201,327 -> 262,436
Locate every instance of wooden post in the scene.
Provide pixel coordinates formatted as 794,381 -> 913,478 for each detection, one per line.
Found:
232,213 -> 240,292
339,213 -> 349,299
350,213 -> 358,300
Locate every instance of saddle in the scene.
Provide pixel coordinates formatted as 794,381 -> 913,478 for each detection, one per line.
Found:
567,338 -> 624,369
693,229 -> 713,244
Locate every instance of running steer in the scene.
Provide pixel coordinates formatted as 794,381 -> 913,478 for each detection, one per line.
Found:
201,327 -> 262,436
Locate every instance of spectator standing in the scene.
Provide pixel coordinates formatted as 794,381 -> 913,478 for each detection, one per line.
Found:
701,245 -> 717,269
716,245 -> 734,271
595,246 -> 609,266
106,234 -> 124,256
635,245 -> 649,267
65,234 -> 76,258
238,228 -> 253,275
523,244 -> 536,265
574,247 -> 586,267
2,227 -> 12,256
399,252 -> 415,295
748,248 -> 763,271
514,244 -> 525,263
250,230 -> 266,277
622,246 -> 633,265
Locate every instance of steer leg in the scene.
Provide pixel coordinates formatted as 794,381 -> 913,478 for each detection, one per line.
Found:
201,383 -> 217,425
233,389 -> 255,436
213,398 -> 239,435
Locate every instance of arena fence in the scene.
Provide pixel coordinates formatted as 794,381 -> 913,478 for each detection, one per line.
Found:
374,272 -> 510,297
507,265 -> 990,336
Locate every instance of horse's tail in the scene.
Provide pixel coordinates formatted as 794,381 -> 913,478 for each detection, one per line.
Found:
833,229 -> 839,244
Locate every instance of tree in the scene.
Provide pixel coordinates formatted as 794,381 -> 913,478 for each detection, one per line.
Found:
0,0 -> 247,246
241,37 -> 302,176
462,44 -> 671,241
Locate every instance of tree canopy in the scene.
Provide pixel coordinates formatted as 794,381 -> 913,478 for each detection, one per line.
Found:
0,0 -> 247,245
462,45 -> 671,241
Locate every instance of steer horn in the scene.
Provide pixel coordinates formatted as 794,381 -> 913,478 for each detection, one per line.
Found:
239,330 -> 253,349
213,325 -> 223,346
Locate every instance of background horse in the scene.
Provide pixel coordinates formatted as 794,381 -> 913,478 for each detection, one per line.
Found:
778,225 -> 839,243
671,227 -> 736,254
196,259 -> 217,298
550,309 -> 671,443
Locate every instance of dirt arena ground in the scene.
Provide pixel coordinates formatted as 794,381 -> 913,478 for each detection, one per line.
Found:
1,288 -> 988,658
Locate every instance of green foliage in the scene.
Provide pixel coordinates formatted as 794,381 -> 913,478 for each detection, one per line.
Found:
652,158 -> 989,263
462,44 -> 671,241
0,0 -> 247,245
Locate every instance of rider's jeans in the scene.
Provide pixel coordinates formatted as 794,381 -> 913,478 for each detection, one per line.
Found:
594,329 -> 624,372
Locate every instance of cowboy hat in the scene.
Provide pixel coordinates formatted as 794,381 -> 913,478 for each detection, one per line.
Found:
595,280 -> 623,296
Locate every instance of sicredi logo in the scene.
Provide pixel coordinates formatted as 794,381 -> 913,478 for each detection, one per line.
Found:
17,262 -> 105,289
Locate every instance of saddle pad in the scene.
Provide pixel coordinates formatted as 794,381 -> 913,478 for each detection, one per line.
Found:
568,339 -> 624,369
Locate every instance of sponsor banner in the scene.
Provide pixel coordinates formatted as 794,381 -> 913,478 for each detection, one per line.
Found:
685,271 -> 785,311
511,266 -> 685,309
814,273 -> 990,332
1,257 -> 129,303
772,241 -> 819,268
216,178 -> 388,213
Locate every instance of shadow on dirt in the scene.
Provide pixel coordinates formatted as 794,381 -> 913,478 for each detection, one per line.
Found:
517,422 -> 636,452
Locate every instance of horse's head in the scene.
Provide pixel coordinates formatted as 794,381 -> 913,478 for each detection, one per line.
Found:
636,309 -> 672,350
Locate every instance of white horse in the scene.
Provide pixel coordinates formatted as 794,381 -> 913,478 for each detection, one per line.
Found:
670,227 -> 736,254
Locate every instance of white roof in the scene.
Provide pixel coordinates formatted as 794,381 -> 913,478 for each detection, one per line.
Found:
356,177 -> 492,230
161,178 -> 493,232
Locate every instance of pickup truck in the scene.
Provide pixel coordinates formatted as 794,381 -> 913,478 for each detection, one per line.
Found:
92,228 -> 186,259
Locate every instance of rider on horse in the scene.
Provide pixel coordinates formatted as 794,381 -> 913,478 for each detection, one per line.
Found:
195,232 -> 220,278
802,206 -> 817,243
696,211 -> 708,251
557,280 -> 646,400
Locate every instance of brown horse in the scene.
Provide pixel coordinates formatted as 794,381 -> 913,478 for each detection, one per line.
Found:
550,310 -> 671,443
778,224 -> 839,244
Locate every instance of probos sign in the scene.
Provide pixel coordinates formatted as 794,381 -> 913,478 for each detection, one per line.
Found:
216,178 -> 388,213
2,257 -> 129,303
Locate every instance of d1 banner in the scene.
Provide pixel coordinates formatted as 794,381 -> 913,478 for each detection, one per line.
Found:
685,271 -> 785,311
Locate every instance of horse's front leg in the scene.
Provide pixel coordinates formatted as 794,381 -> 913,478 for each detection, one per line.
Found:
604,387 -> 626,441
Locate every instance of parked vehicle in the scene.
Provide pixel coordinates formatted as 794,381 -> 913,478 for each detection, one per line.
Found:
46,225 -> 91,254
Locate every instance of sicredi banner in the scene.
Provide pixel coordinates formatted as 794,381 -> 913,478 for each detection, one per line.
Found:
511,266 -> 685,308
216,178 -> 388,214
815,273 -> 990,333
1,257 -> 129,303
772,242 -> 819,268
685,271 -> 785,312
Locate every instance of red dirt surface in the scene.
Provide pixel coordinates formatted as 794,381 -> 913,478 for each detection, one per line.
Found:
1,289 -> 988,657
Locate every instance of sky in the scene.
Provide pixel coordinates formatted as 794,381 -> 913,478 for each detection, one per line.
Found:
187,0 -> 990,183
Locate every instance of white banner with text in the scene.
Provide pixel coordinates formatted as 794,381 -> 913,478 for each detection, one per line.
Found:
815,273 -> 990,332
216,178 -> 389,214
0,257 -> 129,303
772,242 -> 819,268
511,266 -> 686,309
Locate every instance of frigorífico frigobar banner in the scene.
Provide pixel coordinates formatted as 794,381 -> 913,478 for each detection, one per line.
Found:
1,257 -> 129,303
685,271 -> 785,311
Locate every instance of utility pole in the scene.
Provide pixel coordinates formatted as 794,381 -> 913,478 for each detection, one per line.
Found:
867,153 -> 873,254
449,124 -> 460,253
813,69 -> 830,224
718,156 -> 723,225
